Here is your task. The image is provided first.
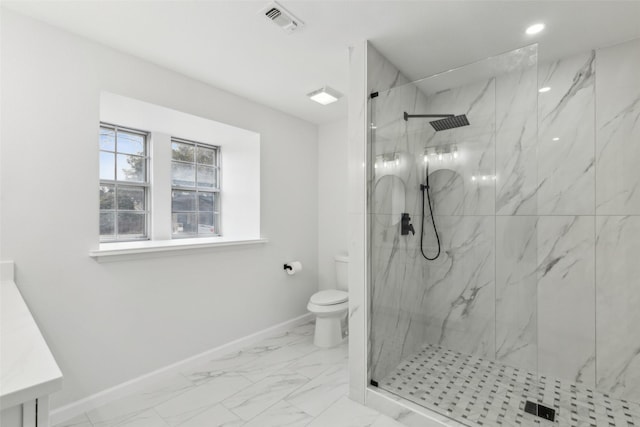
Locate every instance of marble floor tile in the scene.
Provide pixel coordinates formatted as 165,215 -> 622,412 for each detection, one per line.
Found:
222,373 -> 309,421
153,373 -> 252,426
281,340 -> 348,379
242,400 -> 313,427
86,375 -> 194,426
307,396 -> 384,427
371,415 -> 413,427
92,409 -> 169,427
55,321 -> 416,427
180,350 -> 261,385
172,404 -> 242,427
285,364 -> 349,416
54,413 -> 93,427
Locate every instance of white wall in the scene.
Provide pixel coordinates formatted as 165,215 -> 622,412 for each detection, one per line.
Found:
317,119 -> 348,290
0,10 -> 318,409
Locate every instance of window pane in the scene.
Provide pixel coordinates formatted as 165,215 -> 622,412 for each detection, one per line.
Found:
172,213 -> 197,235
117,154 -> 145,182
100,128 -> 115,151
100,185 -> 115,210
198,212 -> 217,235
171,162 -> 196,187
117,131 -> 144,155
197,165 -> 216,188
198,192 -> 215,212
172,190 -> 196,211
117,212 -> 146,236
100,152 -> 115,180
117,186 -> 145,211
100,212 -> 115,238
196,146 -> 215,166
172,142 -> 194,162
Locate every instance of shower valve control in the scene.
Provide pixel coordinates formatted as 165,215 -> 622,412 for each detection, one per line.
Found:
401,213 -> 415,236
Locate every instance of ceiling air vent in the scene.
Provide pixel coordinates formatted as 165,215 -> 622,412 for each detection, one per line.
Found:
260,2 -> 305,34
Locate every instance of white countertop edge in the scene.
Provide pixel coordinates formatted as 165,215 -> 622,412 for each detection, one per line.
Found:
89,237 -> 268,258
1,377 -> 63,411
1,279 -> 63,410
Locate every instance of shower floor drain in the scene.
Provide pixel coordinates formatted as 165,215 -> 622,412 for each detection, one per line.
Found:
380,344 -> 640,426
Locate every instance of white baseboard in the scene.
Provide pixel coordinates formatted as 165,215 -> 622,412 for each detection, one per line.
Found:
50,312 -> 314,425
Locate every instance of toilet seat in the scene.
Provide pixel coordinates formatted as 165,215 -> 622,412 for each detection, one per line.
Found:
310,290 -> 348,306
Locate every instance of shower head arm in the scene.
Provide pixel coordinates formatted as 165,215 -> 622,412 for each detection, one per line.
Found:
404,112 -> 455,121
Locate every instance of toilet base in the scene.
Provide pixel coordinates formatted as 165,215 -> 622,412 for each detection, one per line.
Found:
313,314 -> 347,348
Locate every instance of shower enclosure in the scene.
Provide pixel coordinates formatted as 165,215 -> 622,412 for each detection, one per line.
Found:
367,40 -> 640,426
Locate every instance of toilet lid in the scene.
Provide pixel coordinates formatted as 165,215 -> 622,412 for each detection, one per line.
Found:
310,290 -> 348,306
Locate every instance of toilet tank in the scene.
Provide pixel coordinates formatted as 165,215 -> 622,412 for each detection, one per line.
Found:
334,254 -> 349,291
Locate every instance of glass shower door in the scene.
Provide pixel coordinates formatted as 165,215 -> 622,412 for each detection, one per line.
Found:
368,45 -> 540,426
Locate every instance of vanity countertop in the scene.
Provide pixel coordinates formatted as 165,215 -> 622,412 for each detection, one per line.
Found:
1,272 -> 63,410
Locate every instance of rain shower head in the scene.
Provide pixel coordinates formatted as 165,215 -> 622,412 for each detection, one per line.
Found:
403,112 -> 470,131
429,114 -> 470,131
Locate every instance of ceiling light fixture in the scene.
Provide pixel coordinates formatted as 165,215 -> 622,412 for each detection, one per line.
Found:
526,23 -> 545,35
538,86 -> 551,93
307,86 -> 342,105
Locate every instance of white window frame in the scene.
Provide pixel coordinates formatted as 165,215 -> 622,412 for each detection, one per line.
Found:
99,123 -> 150,242
170,137 -> 221,238
93,92 -> 263,260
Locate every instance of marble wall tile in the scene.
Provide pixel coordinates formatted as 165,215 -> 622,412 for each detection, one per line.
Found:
596,216 -> 640,402
537,216 -> 595,385
496,66 -> 538,215
495,216 -> 537,371
369,213 -> 433,382
537,52 -> 595,215
422,79 -> 496,216
420,216 -> 495,359
596,38 -> 640,215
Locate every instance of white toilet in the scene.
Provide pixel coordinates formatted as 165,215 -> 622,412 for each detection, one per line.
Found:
307,254 -> 349,348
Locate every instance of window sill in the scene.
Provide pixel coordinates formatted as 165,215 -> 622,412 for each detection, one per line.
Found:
89,237 -> 268,261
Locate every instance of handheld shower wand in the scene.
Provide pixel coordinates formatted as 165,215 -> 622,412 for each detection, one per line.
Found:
420,160 -> 441,261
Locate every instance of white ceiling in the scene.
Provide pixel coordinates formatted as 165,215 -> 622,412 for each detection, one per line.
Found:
3,1 -> 640,125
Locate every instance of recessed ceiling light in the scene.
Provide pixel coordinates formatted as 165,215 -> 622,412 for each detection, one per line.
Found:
526,23 -> 545,35
552,137 -> 560,141
538,86 -> 551,93
307,86 -> 342,105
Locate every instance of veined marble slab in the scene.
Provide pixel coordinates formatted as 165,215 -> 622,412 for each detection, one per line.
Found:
495,216 -> 537,371
537,216 -> 595,385
537,51 -> 595,215
496,63 -> 538,215
596,38 -> 640,215
596,215 -> 640,402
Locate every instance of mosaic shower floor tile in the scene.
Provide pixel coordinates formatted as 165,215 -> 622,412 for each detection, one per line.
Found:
380,344 -> 640,427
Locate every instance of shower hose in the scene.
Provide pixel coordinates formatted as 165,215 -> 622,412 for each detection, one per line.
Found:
420,169 -> 441,261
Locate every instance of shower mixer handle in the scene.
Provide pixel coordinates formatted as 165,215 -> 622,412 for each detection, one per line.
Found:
401,213 -> 415,236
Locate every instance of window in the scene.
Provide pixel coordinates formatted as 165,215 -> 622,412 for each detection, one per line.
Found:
170,138 -> 220,237
99,124 -> 149,241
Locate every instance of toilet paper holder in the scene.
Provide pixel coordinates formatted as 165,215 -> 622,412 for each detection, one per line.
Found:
283,261 -> 303,275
